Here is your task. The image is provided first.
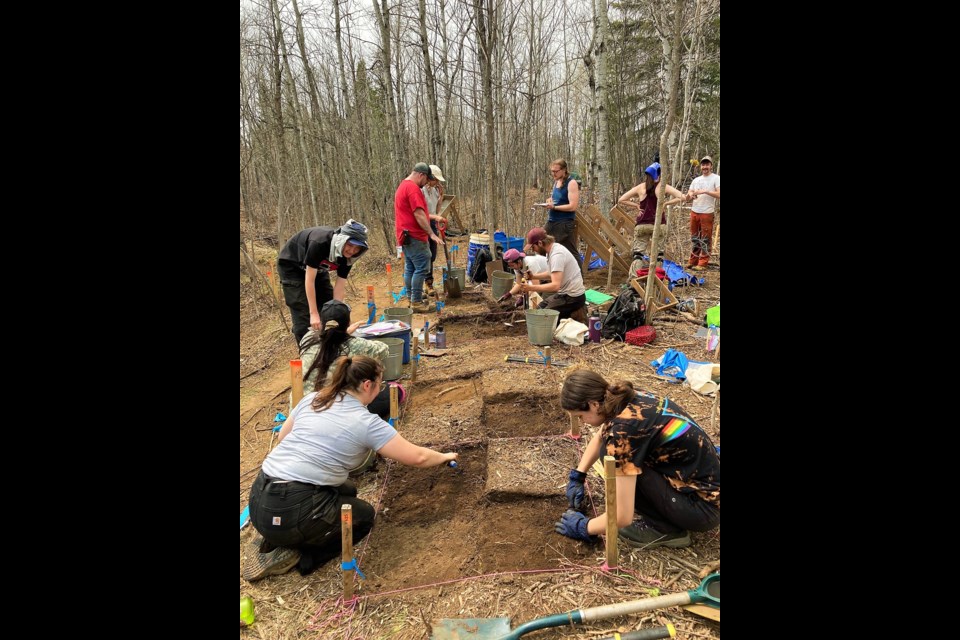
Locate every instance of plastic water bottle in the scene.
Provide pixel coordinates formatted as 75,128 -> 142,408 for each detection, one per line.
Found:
588,316 -> 601,343
240,596 -> 255,627
436,326 -> 446,348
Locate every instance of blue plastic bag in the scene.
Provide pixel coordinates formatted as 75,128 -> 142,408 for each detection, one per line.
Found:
650,349 -> 689,382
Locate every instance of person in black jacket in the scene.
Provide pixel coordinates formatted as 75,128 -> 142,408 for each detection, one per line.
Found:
277,220 -> 369,344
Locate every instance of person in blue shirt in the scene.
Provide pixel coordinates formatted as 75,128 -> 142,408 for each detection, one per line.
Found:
542,158 -> 582,267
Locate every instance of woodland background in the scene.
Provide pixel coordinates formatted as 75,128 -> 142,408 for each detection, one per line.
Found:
240,0 -> 720,252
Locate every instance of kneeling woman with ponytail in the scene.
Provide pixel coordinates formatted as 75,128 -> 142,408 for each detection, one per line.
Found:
555,369 -> 719,549
244,355 -> 458,581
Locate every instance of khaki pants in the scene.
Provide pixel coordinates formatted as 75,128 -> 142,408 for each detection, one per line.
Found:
630,224 -> 664,275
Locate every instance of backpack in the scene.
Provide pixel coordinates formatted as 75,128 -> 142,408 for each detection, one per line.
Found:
568,172 -> 584,190
601,289 -> 646,340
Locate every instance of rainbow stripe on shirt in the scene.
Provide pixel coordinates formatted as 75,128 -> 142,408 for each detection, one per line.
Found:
659,418 -> 691,444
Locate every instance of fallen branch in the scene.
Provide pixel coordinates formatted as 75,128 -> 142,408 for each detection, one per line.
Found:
437,384 -> 465,398
240,364 -> 269,382
241,406 -> 265,427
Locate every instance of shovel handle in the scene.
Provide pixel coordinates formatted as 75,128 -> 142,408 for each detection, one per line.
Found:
578,592 -> 692,622
595,626 -> 676,640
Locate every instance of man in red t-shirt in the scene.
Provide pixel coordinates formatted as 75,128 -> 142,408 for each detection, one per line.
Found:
395,163 -> 444,311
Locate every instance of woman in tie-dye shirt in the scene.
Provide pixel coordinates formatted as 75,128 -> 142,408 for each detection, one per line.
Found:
553,370 -> 719,549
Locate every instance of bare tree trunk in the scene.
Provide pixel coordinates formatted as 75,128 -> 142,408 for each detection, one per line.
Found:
588,0 -> 613,216
419,0 -> 444,161
372,0 -> 404,177
645,0 -> 686,320
333,0 -> 351,117
272,0 -> 319,226
475,0 -> 498,256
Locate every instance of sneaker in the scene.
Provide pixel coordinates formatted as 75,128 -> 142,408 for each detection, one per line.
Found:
248,531 -> 276,554
242,546 -> 301,582
618,521 -> 691,549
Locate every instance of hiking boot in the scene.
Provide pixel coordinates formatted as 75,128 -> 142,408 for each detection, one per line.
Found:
242,546 -> 301,582
411,301 -> 433,313
691,265 -> 707,272
686,260 -> 699,269
424,282 -> 436,297
618,521 -> 691,549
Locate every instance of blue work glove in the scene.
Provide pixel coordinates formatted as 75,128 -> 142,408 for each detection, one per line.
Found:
554,509 -> 597,542
566,469 -> 587,509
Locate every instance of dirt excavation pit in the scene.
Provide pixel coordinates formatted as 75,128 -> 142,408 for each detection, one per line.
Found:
485,436 -> 580,500
358,444 -> 590,592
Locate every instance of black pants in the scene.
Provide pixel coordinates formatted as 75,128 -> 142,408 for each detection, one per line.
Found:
632,466 -> 720,533
278,262 -> 333,345
545,219 -> 582,266
249,471 -> 375,574
368,387 -> 391,420
539,292 -> 586,320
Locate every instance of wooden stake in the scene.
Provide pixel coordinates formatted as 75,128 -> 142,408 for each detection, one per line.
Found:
386,263 -> 393,296
604,455 -> 618,569
366,285 -> 376,323
545,346 -> 551,367
290,360 -> 303,409
607,246 -> 615,290
341,504 -> 354,600
389,384 -> 399,425
569,413 -> 580,439
411,336 -> 419,382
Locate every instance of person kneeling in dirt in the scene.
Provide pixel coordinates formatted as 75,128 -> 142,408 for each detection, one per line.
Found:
554,369 -> 719,549
518,227 -> 586,320
496,248 -> 549,307
299,300 -> 406,427
244,355 -> 458,581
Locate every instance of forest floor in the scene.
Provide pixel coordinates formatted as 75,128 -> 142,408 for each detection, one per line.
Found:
239,228 -> 720,640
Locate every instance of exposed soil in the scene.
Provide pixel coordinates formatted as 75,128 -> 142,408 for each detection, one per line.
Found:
240,236 -> 720,639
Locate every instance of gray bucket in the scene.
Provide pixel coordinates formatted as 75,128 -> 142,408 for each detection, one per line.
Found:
372,336 -> 404,360
443,267 -> 465,293
384,307 -> 413,325
383,354 -> 402,381
526,309 -> 559,345
491,270 -> 515,300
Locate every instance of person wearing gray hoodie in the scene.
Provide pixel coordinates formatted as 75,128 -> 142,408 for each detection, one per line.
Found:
277,220 -> 370,344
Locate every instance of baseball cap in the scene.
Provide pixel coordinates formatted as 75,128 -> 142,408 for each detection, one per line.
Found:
413,162 -> 434,179
526,227 -> 547,245
429,165 -> 446,183
700,156 -> 712,164
503,248 -> 525,262
339,219 -> 369,249
320,300 -> 352,330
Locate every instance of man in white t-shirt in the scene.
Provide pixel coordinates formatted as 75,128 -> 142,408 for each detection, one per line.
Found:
520,227 -> 586,320
686,156 -> 720,270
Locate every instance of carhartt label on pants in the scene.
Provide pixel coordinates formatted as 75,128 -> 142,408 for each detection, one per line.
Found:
272,517 -> 282,525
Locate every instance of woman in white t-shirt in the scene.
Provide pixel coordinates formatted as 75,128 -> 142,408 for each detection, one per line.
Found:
244,355 -> 458,582
497,248 -> 550,303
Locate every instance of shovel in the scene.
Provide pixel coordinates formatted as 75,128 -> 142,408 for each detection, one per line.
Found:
431,573 -> 718,640
440,222 -> 461,299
